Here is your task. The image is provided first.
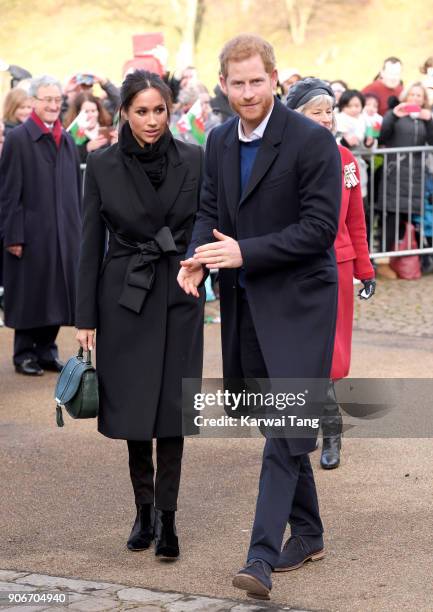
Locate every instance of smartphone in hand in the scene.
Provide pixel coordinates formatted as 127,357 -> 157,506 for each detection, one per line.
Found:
404,104 -> 422,113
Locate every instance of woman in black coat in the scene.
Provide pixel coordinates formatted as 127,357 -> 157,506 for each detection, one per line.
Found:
378,82 -> 433,255
76,71 -> 205,560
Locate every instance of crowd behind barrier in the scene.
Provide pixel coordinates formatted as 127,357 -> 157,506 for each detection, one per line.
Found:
2,53 -> 433,324
79,142 -> 433,261
357,145 -> 433,259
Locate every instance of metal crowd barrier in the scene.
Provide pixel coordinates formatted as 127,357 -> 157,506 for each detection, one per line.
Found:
355,145 -> 433,259
81,144 -> 433,260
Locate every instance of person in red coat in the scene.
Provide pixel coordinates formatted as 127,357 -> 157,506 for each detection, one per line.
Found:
286,78 -> 376,470
362,57 -> 403,117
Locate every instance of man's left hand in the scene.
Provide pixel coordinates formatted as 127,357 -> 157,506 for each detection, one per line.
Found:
194,229 -> 243,269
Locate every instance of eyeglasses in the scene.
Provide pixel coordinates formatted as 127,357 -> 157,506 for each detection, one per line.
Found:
34,96 -> 63,105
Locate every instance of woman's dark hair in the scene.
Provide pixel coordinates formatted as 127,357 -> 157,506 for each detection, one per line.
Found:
338,89 -> 365,112
120,70 -> 172,118
63,92 -> 112,128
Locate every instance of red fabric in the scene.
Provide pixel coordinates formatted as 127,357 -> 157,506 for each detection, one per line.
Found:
335,146 -> 375,280
331,260 -> 354,380
331,147 -> 375,380
361,80 -> 403,117
390,223 -> 422,279
29,110 -> 63,148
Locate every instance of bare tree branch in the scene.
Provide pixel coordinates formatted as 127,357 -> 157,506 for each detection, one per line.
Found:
284,0 -> 316,45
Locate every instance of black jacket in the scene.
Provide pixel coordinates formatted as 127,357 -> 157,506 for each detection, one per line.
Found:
76,138 -> 205,440
210,85 -> 235,124
378,111 -> 433,213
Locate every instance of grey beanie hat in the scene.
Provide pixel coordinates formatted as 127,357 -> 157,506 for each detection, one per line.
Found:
285,77 -> 335,110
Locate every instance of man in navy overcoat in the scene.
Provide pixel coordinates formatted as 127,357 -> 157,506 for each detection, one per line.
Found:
178,35 -> 341,600
0,76 -> 81,375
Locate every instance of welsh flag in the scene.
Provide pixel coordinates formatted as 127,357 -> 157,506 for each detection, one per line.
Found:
67,111 -> 89,145
365,119 -> 382,139
172,99 -> 205,145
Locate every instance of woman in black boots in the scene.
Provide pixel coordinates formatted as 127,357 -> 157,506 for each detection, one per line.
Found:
76,70 -> 205,559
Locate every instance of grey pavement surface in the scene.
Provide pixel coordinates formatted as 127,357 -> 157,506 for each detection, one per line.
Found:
0,570 -> 296,611
353,274 -> 433,337
1,276 -> 433,612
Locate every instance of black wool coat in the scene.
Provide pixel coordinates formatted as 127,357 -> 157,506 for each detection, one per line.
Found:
188,99 -> 342,455
76,138 -> 205,440
378,111 -> 433,213
0,119 -> 82,329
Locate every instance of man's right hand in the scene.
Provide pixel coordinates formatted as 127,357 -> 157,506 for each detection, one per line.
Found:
177,258 -> 204,298
76,329 -> 96,350
6,244 -> 23,258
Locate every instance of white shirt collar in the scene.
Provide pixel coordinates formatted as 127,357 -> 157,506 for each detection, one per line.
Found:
238,103 -> 274,142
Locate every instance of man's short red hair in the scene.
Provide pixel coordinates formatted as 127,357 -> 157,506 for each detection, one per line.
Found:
219,34 -> 276,78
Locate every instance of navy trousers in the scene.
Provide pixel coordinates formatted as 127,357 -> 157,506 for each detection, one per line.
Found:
239,291 -> 323,568
14,325 -> 59,365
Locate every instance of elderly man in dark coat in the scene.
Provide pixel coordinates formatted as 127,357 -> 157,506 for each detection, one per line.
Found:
0,75 -> 82,375
178,36 -> 341,601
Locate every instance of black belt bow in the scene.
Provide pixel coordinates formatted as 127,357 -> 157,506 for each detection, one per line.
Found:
108,226 -> 186,314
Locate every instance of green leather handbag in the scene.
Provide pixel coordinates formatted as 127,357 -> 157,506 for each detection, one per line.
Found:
54,347 -> 99,427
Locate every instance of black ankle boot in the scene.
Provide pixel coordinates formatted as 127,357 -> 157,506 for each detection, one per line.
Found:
154,509 -> 179,560
321,383 -> 342,470
320,432 -> 341,469
127,503 -> 154,551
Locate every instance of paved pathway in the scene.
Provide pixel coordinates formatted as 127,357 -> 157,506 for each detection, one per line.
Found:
1,276 -> 433,611
353,274 -> 433,337
0,571 -> 307,612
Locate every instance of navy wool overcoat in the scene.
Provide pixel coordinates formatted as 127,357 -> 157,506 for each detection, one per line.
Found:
0,119 -> 82,329
188,99 -> 342,455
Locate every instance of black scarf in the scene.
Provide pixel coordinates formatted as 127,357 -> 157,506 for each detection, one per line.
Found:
119,121 -> 172,188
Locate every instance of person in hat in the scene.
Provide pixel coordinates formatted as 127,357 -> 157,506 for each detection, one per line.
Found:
286,78 -> 375,470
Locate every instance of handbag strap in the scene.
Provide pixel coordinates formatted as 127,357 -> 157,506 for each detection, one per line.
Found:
77,346 -> 92,364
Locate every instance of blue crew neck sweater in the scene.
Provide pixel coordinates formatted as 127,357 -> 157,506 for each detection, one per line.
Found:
238,138 -> 262,287
240,139 -> 262,194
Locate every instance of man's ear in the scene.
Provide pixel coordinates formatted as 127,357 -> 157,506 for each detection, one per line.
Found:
270,68 -> 278,92
219,73 -> 228,96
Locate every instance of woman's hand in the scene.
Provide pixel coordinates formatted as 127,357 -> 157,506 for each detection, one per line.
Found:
6,244 -> 23,258
344,134 -> 360,147
109,129 -> 118,145
419,108 -> 432,121
177,259 -> 204,298
358,279 -> 376,300
393,103 -> 409,118
76,329 -> 96,350
86,135 -> 108,152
